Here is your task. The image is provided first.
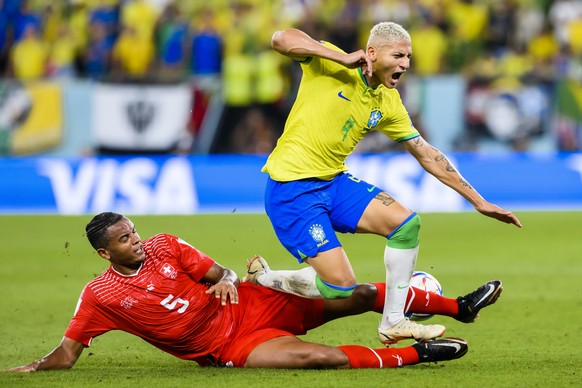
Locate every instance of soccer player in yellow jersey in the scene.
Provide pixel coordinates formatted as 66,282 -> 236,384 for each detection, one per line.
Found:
246,22 -> 522,345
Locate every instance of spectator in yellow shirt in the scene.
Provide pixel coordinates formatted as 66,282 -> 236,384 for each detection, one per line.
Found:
47,25 -> 77,78
409,16 -> 448,76
527,23 -> 559,76
121,0 -> 158,41
447,0 -> 488,70
9,24 -> 47,81
567,17 -> 582,55
112,25 -> 154,80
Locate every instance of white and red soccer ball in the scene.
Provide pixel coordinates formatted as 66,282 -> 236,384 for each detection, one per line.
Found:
405,271 -> 443,321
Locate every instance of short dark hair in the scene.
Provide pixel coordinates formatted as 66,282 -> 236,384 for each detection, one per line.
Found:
86,212 -> 124,250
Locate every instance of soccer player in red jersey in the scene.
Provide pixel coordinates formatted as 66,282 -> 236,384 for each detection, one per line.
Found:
4,212 -> 505,372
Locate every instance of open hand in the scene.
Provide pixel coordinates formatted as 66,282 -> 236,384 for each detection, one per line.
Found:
206,280 -> 239,305
476,202 -> 522,228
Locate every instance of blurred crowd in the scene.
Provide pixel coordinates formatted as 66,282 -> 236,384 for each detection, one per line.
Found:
1,0 -> 582,152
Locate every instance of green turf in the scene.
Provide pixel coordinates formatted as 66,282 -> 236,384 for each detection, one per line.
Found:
1,212 -> 581,387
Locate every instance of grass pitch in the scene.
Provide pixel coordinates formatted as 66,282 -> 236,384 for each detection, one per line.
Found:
1,211 -> 581,387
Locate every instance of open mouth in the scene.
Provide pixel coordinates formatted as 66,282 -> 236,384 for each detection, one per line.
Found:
392,72 -> 403,80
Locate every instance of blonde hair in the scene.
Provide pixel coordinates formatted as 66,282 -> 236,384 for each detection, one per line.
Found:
367,22 -> 411,48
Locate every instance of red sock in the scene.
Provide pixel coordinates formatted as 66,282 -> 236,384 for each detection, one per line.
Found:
405,286 -> 459,317
338,345 -> 420,368
371,282 -> 459,317
371,282 -> 386,313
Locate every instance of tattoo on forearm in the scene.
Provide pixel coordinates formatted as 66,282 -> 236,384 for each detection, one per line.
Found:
434,152 -> 457,173
412,138 -> 423,148
426,145 -> 474,190
460,178 -> 473,189
375,192 -> 395,206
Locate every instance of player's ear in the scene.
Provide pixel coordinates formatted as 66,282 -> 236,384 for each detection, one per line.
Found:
367,45 -> 377,60
96,248 -> 110,260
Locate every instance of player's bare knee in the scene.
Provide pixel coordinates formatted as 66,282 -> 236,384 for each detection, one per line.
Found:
315,275 -> 356,299
352,283 -> 376,305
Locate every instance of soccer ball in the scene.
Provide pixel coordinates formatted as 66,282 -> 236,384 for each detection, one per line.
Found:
405,271 -> 443,321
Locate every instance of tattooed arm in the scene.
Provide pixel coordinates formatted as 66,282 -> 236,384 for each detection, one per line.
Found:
404,136 -> 521,227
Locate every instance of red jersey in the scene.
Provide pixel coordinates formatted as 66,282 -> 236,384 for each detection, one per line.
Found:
65,233 -> 233,362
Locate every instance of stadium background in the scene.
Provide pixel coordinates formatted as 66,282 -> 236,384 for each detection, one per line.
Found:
1,0 -> 582,214
1,1 -> 581,386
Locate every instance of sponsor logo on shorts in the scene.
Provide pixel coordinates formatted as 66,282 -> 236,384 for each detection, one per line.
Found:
309,224 -> 329,247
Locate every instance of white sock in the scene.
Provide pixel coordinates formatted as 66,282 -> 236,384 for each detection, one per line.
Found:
258,266 -> 323,298
380,244 -> 419,329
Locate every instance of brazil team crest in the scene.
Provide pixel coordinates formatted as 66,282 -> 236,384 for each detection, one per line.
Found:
309,224 -> 326,243
367,108 -> 383,128
309,224 -> 329,247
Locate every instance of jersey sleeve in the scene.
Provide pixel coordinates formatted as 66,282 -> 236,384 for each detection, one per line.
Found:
169,236 -> 215,281
64,285 -> 115,347
300,41 -> 347,77
376,91 -> 420,142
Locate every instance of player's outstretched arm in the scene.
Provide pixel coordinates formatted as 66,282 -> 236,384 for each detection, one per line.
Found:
271,28 -> 372,75
3,337 -> 84,372
404,136 -> 522,228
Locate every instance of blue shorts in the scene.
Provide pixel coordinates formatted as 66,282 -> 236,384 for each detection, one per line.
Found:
265,172 -> 382,263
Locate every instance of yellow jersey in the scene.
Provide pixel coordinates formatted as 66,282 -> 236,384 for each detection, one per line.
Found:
263,41 -> 419,182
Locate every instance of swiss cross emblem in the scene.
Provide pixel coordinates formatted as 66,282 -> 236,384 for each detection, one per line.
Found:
160,263 -> 178,279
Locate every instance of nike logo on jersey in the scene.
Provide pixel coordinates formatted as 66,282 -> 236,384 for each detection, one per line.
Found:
337,91 -> 351,102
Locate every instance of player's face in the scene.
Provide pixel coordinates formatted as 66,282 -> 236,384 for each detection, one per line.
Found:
100,218 -> 145,275
368,39 -> 412,89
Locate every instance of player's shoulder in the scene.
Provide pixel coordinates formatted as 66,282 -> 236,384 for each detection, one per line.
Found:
143,233 -> 185,259
88,268 -> 110,283
377,84 -> 402,97
375,85 -> 404,105
144,233 -> 178,247
83,269 -> 113,296
300,40 -> 346,66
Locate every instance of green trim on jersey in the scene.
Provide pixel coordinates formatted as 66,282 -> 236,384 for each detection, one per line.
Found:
263,41 -> 419,182
396,133 -> 421,142
357,67 -> 368,87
